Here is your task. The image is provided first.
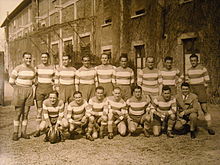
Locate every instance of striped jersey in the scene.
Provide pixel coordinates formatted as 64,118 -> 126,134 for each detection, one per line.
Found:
126,96 -> 150,117
42,99 -> 64,124
54,66 -> 76,85
88,97 -> 108,116
153,96 -> 176,114
113,66 -> 134,85
9,64 -> 35,87
75,66 -> 97,85
35,64 -> 55,84
95,64 -> 115,84
137,68 -> 162,94
186,64 -> 210,86
107,96 -> 127,115
67,99 -> 89,122
160,67 -> 181,86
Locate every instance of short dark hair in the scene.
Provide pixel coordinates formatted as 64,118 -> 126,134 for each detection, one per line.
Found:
162,85 -> 171,92
41,52 -> 50,58
73,91 -> 82,96
49,90 -> 59,97
119,53 -> 128,61
133,85 -> 142,92
164,56 -> 173,62
63,54 -> 71,59
181,82 -> 190,88
146,56 -> 154,61
190,53 -> 198,60
23,52 -> 32,58
82,55 -> 90,61
113,86 -> 121,92
95,86 -> 104,92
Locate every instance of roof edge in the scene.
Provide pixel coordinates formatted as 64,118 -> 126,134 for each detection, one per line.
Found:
1,0 -> 32,27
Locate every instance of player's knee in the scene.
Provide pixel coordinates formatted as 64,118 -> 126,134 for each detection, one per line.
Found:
89,116 -> 95,123
153,126 -> 161,136
118,126 -> 126,136
102,115 -> 108,122
92,131 -> 98,139
128,125 -> 136,133
39,121 -> 46,131
62,118 -> 69,128
189,113 -> 197,120
170,114 -> 176,120
174,122 -> 183,130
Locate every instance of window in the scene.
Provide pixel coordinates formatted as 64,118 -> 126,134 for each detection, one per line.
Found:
104,18 -> 112,24
102,0 -> 112,26
179,0 -> 193,5
80,35 -> 91,56
131,0 -> 146,18
135,9 -> 145,15
51,42 -> 59,65
64,39 -> 74,65
182,38 -> 200,74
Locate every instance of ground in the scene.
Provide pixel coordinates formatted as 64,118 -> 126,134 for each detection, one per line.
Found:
0,82 -> 220,165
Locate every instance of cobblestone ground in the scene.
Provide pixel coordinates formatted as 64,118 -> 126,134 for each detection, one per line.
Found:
0,83 -> 220,165
0,104 -> 220,165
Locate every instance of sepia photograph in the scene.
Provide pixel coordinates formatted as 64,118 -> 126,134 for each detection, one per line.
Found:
0,0 -> 220,164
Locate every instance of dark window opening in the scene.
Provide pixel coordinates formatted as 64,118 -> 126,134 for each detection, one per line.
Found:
135,9 -> 145,15
104,18 -> 112,24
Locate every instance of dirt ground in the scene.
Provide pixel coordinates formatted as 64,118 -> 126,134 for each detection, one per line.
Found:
0,82 -> 220,165
0,103 -> 219,165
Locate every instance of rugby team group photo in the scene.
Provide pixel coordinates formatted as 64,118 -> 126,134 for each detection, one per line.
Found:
9,51 -> 215,143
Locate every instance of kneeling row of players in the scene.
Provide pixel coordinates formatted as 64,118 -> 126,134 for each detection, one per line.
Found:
37,84 -> 200,143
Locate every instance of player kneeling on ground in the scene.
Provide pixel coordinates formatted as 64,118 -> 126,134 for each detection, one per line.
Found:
126,85 -> 153,137
151,85 -> 176,138
107,87 -> 127,139
174,82 -> 199,139
66,91 -> 89,139
39,91 -> 68,143
86,86 -> 108,141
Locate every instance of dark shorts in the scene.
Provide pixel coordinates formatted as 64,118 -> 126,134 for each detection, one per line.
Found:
35,83 -> 53,107
59,84 -> 75,103
190,84 -> 207,103
12,85 -> 34,107
99,83 -> 113,97
118,85 -> 131,101
128,114 -> 143,124
79,84 -> 95,101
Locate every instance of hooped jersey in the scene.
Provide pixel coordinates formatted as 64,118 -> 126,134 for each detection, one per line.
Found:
9,64 -> 35,87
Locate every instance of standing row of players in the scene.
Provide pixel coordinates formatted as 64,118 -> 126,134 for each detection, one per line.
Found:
9,52 -> 215,141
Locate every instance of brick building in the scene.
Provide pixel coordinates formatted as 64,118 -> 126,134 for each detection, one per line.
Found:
1,0 -> 220,92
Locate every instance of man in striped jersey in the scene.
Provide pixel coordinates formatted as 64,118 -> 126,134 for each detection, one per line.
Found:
152,85 -> 176,138
95,53 -> 115,97
126,86 -> 152,137
137,56 -> 162,100
113,54 -> 134,101
34,52 -> 55,137
39,91 -> 68,142
186,54 -> 215,135
54,54 -> 76,109
9,52 -> 35,141
75,56 -> 98,101
66,91 -> 89,139
160,56 -> 181,95
107,87 -> 127,139
86,86 -> 108,141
